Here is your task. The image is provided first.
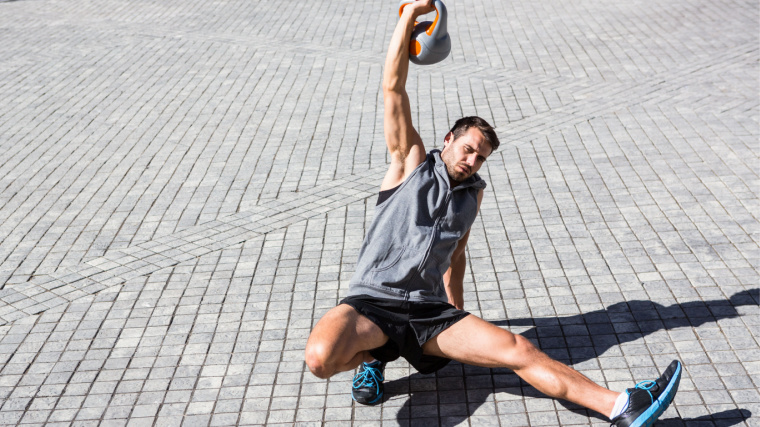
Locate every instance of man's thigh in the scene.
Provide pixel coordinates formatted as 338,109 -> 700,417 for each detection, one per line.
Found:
421,314 -> 541,370
307,303 -> 389,360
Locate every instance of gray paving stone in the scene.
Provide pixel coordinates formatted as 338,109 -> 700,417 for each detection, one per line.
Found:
0,0 -> 758,425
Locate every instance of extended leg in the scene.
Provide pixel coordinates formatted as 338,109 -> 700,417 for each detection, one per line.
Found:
305,304 -> 389,379
422,314 -> 619,416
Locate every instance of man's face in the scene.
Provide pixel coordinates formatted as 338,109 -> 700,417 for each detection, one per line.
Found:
440,127 -> 492,183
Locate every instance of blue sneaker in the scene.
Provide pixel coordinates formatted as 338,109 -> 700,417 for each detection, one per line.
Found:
351,360 -> 385,405
611,360 -> 682,427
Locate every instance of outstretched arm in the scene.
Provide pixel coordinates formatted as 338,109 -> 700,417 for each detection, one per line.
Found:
381,0 -> 434,191
444,189 -> 484,309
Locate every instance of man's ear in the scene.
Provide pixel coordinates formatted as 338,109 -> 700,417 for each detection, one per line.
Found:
443,132 -> 453,148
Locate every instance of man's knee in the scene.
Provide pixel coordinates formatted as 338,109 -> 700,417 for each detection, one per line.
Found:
498,333 -> 545,370
304,340 -> 335,379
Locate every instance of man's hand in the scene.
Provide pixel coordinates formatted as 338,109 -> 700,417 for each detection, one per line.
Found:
445,274 -> 465,310
401,0 -> 435,18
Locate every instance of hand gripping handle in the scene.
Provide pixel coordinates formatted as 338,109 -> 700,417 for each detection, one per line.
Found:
398,0 -> 447,39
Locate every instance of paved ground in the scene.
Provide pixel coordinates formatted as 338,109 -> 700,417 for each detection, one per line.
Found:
0,0 -> 758,425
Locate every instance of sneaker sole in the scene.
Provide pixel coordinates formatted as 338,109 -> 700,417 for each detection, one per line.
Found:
629,362 -> 682,427
351,391 -> 383,405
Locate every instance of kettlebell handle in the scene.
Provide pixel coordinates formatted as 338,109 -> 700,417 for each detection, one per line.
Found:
398,0 -> 447,39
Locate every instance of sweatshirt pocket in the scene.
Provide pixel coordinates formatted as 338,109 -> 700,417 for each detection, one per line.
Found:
371,245 -> 406,272
370,245 -> 419,290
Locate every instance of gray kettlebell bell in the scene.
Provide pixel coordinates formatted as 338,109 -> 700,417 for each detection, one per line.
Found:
398,0 -> 451,65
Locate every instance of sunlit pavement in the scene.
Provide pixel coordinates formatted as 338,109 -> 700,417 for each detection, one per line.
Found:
0,0 -> 757,425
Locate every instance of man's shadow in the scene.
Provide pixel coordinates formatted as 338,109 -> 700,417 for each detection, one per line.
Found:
386,289 -> 758,426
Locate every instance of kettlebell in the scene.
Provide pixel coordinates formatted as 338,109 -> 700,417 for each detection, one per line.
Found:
398,0 -> 451,65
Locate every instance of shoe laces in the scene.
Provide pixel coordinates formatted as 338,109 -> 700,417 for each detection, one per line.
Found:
633,380 -> 657,403
353,363 -> 384,390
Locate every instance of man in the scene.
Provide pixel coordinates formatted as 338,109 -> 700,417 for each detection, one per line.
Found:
304,1 -> 682,425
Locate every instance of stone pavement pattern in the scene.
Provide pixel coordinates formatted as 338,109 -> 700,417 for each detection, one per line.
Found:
0,0 -> 758,425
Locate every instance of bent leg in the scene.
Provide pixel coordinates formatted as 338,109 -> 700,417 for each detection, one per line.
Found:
305,304 -> 389,379
422,314 -> 618,417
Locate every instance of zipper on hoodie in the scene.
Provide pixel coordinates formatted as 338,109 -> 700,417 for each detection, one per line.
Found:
414,189 -> 452,278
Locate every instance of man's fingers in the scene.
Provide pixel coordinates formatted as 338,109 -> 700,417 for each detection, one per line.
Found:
410,0 -> 435,14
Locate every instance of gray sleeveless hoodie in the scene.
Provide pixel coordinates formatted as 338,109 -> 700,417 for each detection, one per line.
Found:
347,149 -> 487,303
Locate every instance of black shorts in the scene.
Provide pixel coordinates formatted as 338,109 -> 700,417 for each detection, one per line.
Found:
340,295 -> 470,374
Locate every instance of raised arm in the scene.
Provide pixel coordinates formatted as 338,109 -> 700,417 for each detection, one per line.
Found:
380,0 -> 434,191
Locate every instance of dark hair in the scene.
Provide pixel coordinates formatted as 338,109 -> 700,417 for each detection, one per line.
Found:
449,116 -> 500,152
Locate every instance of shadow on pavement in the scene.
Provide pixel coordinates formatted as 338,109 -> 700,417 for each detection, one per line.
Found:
386,289 -> 758,426
491,288 -> 759,366
652,408 -> 751,426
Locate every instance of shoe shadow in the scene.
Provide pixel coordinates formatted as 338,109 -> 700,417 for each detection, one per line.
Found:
385,289 -> 758,426
656,409 -> 752,426
552,399 -> 753,426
